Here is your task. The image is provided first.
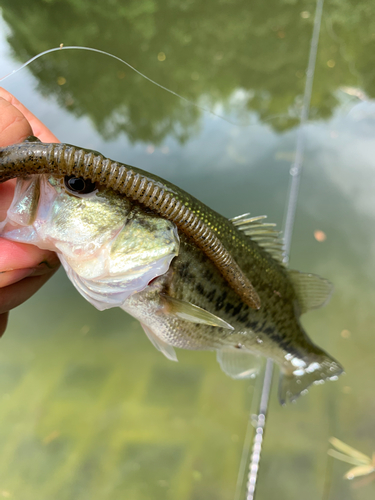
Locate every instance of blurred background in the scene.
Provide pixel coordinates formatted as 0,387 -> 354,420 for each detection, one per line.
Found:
0,0 -> 375,498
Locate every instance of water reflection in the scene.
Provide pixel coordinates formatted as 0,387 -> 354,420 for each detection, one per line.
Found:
2,0 -> 375,142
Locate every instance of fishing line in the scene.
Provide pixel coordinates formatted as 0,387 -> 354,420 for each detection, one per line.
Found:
0,45 -> 241,127
0,45 -> 291,129
234,0 -> 325,498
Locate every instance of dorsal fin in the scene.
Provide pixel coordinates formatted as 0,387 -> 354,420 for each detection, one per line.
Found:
230,213 -> 285,264
288,270 -> 333,314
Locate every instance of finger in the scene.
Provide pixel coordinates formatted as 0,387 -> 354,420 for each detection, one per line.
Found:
0,97 -> 33,147
0,238 -> 60,274
0,180 -> 16,220
0,262 -> 60,288
0,88 -> 59,143
0,270 -> 59,315
0,93 -> 50,220
0,312 -> 9,337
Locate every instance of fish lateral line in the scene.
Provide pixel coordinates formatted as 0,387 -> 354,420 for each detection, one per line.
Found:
0,138 -> 261,310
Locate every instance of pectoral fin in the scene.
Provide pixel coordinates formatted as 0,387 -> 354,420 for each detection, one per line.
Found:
140,323 -> 178,362
160,294 -> 234,330
216,348 -> 259,379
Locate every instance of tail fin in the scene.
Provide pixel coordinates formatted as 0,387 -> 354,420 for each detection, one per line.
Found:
278,351 -> 344,405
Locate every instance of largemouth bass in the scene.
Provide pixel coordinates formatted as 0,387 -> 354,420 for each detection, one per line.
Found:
0,137 -> 343,403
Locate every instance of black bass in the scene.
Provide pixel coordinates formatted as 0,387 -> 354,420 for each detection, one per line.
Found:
0,137 -> 343,403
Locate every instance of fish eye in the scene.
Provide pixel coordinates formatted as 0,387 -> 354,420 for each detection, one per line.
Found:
64,175 -> 97,195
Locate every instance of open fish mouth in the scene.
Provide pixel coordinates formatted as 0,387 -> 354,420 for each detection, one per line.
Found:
0,174 -> 180,310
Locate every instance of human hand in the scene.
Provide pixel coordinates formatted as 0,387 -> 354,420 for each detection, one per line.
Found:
0,88 -> 60,336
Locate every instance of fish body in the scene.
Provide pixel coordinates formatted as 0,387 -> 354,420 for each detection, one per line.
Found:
124,231 -> 341,403
0,139 -> 343,403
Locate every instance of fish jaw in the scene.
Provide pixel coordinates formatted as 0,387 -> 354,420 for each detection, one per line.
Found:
0,174 -> 180,309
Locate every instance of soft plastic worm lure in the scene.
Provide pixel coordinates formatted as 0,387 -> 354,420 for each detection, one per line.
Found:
0,137 -> 261,310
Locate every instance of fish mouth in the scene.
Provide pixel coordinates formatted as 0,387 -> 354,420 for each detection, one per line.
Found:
0,174 -> 181,311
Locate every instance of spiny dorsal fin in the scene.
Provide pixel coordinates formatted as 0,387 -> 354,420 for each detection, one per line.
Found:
230,213 -> 285,264
288,270 -> 333,314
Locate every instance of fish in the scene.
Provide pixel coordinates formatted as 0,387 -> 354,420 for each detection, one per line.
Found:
0,136 -> 343,403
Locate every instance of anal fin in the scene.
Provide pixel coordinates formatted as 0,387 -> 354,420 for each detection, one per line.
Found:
216,348 -> 259,379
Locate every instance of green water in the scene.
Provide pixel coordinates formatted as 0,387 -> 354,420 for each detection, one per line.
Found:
1,0 -> 375,498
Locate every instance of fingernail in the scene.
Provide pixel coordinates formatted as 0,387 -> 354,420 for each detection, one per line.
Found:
0,268 -> 35,287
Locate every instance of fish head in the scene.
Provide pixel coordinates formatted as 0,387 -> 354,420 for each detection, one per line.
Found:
0,174 -> 180,309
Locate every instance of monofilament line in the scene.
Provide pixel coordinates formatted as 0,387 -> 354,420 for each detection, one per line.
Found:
0,45 -> 238,126
0,45 -> 300,129
234,1 -> 325,499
